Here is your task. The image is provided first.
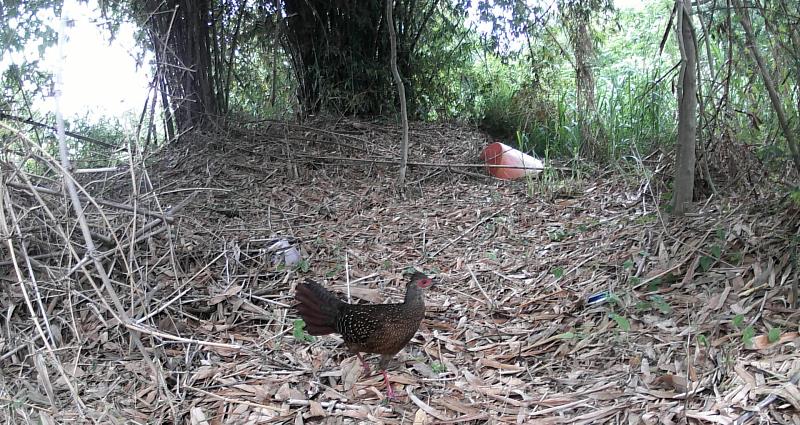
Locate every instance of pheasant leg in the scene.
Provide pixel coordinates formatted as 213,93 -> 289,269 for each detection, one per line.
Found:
382,369 -> 396,399
356,353 -> 371,375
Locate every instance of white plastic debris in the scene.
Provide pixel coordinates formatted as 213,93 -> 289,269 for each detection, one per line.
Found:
268,238 -> 301,266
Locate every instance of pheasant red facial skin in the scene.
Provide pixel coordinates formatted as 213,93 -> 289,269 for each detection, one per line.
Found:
294,272 -> 432,399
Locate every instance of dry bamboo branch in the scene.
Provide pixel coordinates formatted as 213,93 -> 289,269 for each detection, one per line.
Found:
125,322 -> 241,349
297,153 -> 563,171
52,15 -> 175,412
386,0 -> 410,187
6,181 -> 174,222
0,185 -> 86,412
0,111 -> 115,149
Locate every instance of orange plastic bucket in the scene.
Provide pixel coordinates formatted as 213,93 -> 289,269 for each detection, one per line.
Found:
480,142 -> 543,180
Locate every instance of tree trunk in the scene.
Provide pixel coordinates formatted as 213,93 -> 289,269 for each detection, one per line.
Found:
672,0 -> 698,216
572,9 -> 599,159
387,0 -> 409,188
146,0 -> 223,134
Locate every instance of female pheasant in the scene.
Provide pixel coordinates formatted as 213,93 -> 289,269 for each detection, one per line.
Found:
294,272 -> 433,399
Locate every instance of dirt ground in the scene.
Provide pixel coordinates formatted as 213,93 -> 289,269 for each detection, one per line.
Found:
1,119 -> 798,424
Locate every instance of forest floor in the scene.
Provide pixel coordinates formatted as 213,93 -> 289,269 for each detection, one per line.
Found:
2,119 -> 799,424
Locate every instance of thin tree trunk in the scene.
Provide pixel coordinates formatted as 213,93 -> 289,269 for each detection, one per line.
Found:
693,0 -> 717,195
387,0 -> 409,188
732,0 -> 800,174
673,0 -> 698,216
270,0 -> 279,107
223,0 -> 247,113
573,10 -> 598,159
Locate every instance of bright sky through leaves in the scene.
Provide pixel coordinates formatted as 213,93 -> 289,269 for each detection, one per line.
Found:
0,0 -> 150,121
2,0 -> 643,121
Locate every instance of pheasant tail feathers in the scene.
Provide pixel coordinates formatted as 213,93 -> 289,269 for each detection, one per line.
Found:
295,279 -> 344,335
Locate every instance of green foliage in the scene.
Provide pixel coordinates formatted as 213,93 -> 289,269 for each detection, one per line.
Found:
732,314 -> 745,328
276,0 -> 481,117
225,3 -> 296,119
4,113 -> 135,175
633,295 -> 671,314
477,68 -> 519,137
404,266 -> 419,276
458,0 -> 798,177
767,327 -> 780,343
557,331 -> 578,340
325,266 -> 341,278
295,258 -> 310,273
469,1 -> 679,162
698,255 -> 714,272
410,5 -> 483,120
727,250 -> 744,265
606,292 -> 623,305
594,69 -> 676,160
227,48 -> 295,119
646,277 -> 662,292
292,319 -> 314,342
69,115 -> 130,164
790,188 -> 800,207
741,326 -> 755,347
609,312 -> 630,331
1,62 -> 53,113
698,227 -> 728,272
0,1 -> 60,73
430,361 -> 446,373
548,229 -> 568,242
526,158 -> 561,197
478,71 -> 578,158
649,295 -> 671,314
551,266 -> 564,279
635,213 -> 656,225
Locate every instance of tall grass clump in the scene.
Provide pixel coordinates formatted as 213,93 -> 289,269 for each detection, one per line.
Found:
596,70 -> 677,160
478,67 -> 579,160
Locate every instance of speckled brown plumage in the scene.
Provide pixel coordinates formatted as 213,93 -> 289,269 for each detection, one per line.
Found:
294,272 -> 433,398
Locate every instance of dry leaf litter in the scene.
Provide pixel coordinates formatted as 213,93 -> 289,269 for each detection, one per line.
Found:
0,119 -> 798,424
